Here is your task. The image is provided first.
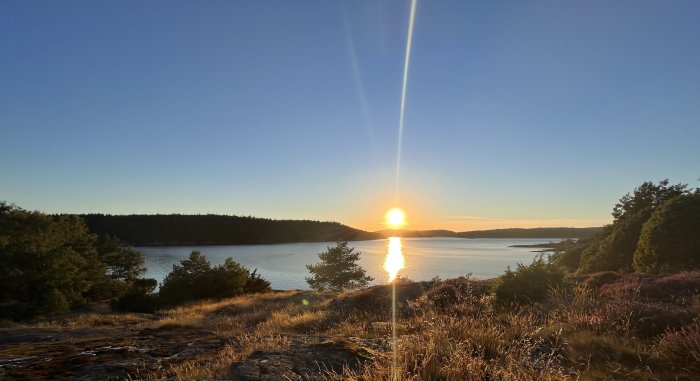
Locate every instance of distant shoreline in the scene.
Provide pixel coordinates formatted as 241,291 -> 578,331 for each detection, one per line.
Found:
79,213 -> 600,247
134,237 -> 569,248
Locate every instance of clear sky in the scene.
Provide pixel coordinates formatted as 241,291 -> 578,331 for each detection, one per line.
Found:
1,0 -> 699,231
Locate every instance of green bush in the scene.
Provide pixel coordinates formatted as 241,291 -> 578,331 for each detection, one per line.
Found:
493,256 -> 564,304
112,278 -> 160,313
245,269 -> 272,293
634,194 -> 700,273
159,251 -> 270,305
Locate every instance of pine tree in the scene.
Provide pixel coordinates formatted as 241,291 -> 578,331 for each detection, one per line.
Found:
305,241 -> 373,291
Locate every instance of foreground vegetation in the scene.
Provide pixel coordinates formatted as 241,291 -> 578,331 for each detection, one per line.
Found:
2,274 -> 697,380
0,203 -> 271,318
550,179 -> 700,275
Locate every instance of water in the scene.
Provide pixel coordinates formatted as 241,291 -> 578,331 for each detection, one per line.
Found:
138,237 -> 560,290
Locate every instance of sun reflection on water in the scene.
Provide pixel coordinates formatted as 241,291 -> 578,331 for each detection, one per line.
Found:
384,237 -> 405,283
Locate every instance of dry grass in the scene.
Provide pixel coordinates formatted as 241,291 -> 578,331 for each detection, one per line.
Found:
34,312 -> 153,328
12,274 -> 698,380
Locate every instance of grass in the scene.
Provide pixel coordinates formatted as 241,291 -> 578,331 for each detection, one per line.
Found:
150,274 -> 697,379
7,273 -> 699,380
148,274 -> 700,379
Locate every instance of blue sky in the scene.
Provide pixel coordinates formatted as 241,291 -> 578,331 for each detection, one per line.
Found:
1,0 -> 699,231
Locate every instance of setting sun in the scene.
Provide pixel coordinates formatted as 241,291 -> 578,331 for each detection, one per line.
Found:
385,208 -> 406,228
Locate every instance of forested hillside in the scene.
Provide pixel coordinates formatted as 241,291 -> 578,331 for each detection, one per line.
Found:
81,214 -> 382,246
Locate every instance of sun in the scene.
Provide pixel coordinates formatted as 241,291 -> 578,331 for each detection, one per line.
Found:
385,208 -> 406,228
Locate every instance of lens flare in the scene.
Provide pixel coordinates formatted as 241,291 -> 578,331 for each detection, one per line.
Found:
385,208 -> 406,228
395,0 -> 418,200
384,237 -> 405,283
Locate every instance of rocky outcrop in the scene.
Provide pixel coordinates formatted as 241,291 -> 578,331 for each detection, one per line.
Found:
228,337 -> 385,381
0,327 -> 225,380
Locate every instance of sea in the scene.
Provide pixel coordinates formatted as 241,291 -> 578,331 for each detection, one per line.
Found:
138,237 -> 560,290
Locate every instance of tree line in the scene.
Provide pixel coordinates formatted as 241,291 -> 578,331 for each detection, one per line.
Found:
81,214 -> 382,246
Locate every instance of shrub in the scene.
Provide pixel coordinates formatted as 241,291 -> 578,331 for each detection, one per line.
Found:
44,288 -> 70,315
549,238 -> 587,271
112,278 -> 160,313
330,281 -> 429,319
591,299 -> 694,338
650,272 -> 700,302
656,321 -> 700,370
415,277 -> 489,315
598,274 -> 646,300
634,193 -> 700,273
159,251 -> 269,305
493,256 -> 564,304
245,269 -> 272,293
598,273 -> 700,304
584,271 -> 622,288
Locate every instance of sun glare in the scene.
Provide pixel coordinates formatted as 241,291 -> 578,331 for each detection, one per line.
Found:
384,237 -> 405,283
386,208 -> 406,228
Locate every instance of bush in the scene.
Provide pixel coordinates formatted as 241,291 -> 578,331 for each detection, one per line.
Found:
417,277 -> 488,313
656,321 -> 700,370
493,256 -> 564,304
549,238 -> 587,271
592,299 -> 693,338
584,271 -> 623,288
112,278 -> 160,313
650,272 -> 700,302
634,193 -> 700,273
598,273 -> 700,303
159,251 -> 270,305
598,274 -> 647,300
245,269 -> 272,293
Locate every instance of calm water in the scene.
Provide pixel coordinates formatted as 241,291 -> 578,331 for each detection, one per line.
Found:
138,238 -> 560,290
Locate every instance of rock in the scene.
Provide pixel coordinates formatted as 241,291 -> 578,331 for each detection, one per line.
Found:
228,338 -> 382,381
73,361 -> 139,381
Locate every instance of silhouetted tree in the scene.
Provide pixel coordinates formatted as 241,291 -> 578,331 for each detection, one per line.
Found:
305,241 -> 373,291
